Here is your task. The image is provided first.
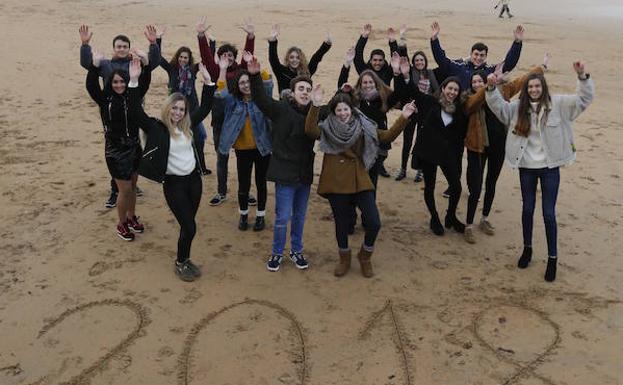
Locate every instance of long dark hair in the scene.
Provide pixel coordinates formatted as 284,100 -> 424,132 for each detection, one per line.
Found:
353,70 -> 393,112
435,76 -> 463,108
231,70 -> 250,100
515,72 -> 551,137
169,46 -> 195,71
328,92 -> 357,115
411,50 -> 429,77
105,69 -> 129,95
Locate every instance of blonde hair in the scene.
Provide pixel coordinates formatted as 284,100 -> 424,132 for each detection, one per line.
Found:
161,93 -> 193,139
284,47 -> 310,76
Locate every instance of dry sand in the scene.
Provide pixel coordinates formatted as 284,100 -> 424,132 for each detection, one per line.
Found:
1,0 -> 622,384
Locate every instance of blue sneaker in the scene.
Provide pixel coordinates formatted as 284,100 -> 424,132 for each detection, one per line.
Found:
289,251 -> 309,270
267,254 -> 283,272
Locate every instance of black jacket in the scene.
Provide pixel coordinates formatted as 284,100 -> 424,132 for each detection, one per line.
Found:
269,39 -> 332,93
353,35 -> 397,86
250,73 -> 315,185
86,66 -> 151,139
411,81 -> 467,166
128,83 -> 216,183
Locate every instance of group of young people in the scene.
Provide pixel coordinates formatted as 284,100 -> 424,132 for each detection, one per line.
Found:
80,18 -> 594,283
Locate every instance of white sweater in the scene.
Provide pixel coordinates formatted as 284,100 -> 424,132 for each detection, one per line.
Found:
166,128 -> 196,176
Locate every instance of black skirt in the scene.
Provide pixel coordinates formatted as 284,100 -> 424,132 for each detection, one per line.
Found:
105,136 -> 141,180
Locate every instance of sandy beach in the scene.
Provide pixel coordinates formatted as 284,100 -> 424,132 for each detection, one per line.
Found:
0,0 -> 622,384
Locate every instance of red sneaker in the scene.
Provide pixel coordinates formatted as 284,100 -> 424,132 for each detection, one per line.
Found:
117,222 -> 135,241
127,215 -> 144,233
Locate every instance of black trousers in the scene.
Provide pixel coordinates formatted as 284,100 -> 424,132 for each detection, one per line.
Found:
420,159 -> 462,220
466,149 -> 505,224
163,171 -> 202,263
328,191 -> 381,250
235,148 -> 270,212
401,119 -> 417,170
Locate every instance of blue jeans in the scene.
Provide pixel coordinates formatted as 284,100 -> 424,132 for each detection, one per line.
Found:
519,167 -> 560,257
272,183 -> 311,255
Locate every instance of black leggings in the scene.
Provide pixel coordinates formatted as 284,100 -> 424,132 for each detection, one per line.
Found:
235,148 -> 270,212
400,119 -> 417,170
163,171 -> 202,263
466,149 -> 505,224
420,159 -> 462,219
328,191 -> 381,250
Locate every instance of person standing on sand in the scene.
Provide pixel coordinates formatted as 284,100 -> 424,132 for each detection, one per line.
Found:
495,0 -> 514,18
485,61 -> 594,282
305,86 -> 416,278
246,56 -> 316,273
128,59 -> 216,282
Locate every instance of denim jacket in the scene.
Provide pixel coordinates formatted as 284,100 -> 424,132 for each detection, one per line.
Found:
217,79 -> 273,156
486,77 -> 594,169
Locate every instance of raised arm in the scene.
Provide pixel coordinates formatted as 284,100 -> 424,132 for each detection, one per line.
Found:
501,25 -> 524,73
308,32 -> 332,75
239,17 -> 255,70
388,27 -> 399,55
155,36 -> 173,75
127,59 -> 154,133
378,102 -> 416,143
79,25 -> 94,69
143,25 -> 161,71
485,74 -> 514,127
247,55 -> 280,120
559,61 -> 594,120
190,63 -> 216,126
196,16 -> 219,79
267,25 -> 288,79
85,64 -> 105,105
354,24 -> 371,74
305,86 -> 324,139
429,22 -> 460,76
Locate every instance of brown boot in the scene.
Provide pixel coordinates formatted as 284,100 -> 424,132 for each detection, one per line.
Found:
357,246 -> 374,278
334,249 -> 351,277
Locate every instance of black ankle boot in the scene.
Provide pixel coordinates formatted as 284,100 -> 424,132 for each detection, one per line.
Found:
430,215 -> 445,236
238,214 -> 248,231
253,216 -> 265,231
444,214 -> 465,233
517,247 -> 532,269
544,257 -> 557,282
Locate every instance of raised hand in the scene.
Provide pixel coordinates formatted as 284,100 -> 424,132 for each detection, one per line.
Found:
199,63 -> 212,84
216,54 -> 229,71
344,46 -> 355,67
399,56 -> 411,78
430,21 -> 440,40
242,50 -> 253,64
387,27 -> 397,42
247,55 -> 260,75
390,51 -> 401,74
269,24 -> 280,41
92,49 -> 104,68
156,25 -> 167,39
340,83 -> 353,93
79,25 -> 92,45
129,58 -> 142,82
513,25 -> 525,41
493,61 -> 504,77
311,84 -> 324,106
486,73 -> 497,89
325,30 -> 332,45
401,101 -> 417,118
573,61 -> 586,76
241,17 -> 255,37
542,52 -> 551,69
362,23 -> 372,38
196,16 -> 210,36
399,23 -> 407,38
144,25 -> 157,44
131,48 -> 149,66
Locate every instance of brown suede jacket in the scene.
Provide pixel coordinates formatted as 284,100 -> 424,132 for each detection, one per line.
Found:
305,106 -> 407,196
464,66 -> 544,153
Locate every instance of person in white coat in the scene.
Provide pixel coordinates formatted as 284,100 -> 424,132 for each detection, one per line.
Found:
485,61 -> 594,282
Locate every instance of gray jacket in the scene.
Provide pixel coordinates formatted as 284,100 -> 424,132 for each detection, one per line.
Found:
485,77 -> 594,169
80,43 -> 160,83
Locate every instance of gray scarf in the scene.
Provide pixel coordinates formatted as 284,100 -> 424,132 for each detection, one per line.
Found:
318,109 -> 379,170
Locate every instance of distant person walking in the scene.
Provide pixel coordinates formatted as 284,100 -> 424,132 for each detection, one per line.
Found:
495,0 -> 514,18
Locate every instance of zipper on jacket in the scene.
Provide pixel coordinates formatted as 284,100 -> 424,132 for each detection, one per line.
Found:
142,146 -> 159,158
191,141 -> 206,175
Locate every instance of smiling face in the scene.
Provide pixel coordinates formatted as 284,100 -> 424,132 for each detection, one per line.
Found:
470,49 -> 487,67
527,78 -> 543,101
293,81 -> 312,106
169,100 -> 186,125
238,74 -> 251,96
334,102 -> 352,123
413,54 -> 426,71
111,73 -> 127,94
178,51 -> 190,67
361,74 -> 376,93
113,39 -> 130,59
442,81 -> 460,102
471,74 -> 485,92
287,50 -> 301,69
370,54 -> 385,71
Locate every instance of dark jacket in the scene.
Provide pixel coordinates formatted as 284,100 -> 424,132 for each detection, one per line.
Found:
411,82 -> 467,166
198,34 -> 254,81
353,35 -> 398,85
156,37 -> 202,112
85,66 -> 151,139
128,83 -> 216,183
268,39 -> 332,93
430,37 -> 522,90
80,43 -> 161,85
250,73 -> 315,185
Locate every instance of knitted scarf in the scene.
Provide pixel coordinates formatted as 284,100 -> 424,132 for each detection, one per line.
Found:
318,109 -> 379,170
177,65 -> 194,96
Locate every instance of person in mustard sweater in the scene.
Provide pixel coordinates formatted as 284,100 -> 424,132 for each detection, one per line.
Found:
215,56 -> 273,231
306,85 -> 416,278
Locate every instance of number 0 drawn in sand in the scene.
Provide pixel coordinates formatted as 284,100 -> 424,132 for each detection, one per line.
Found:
177,299 -> 307,385
27,299 -> 150,385
472,304 -> 561,385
